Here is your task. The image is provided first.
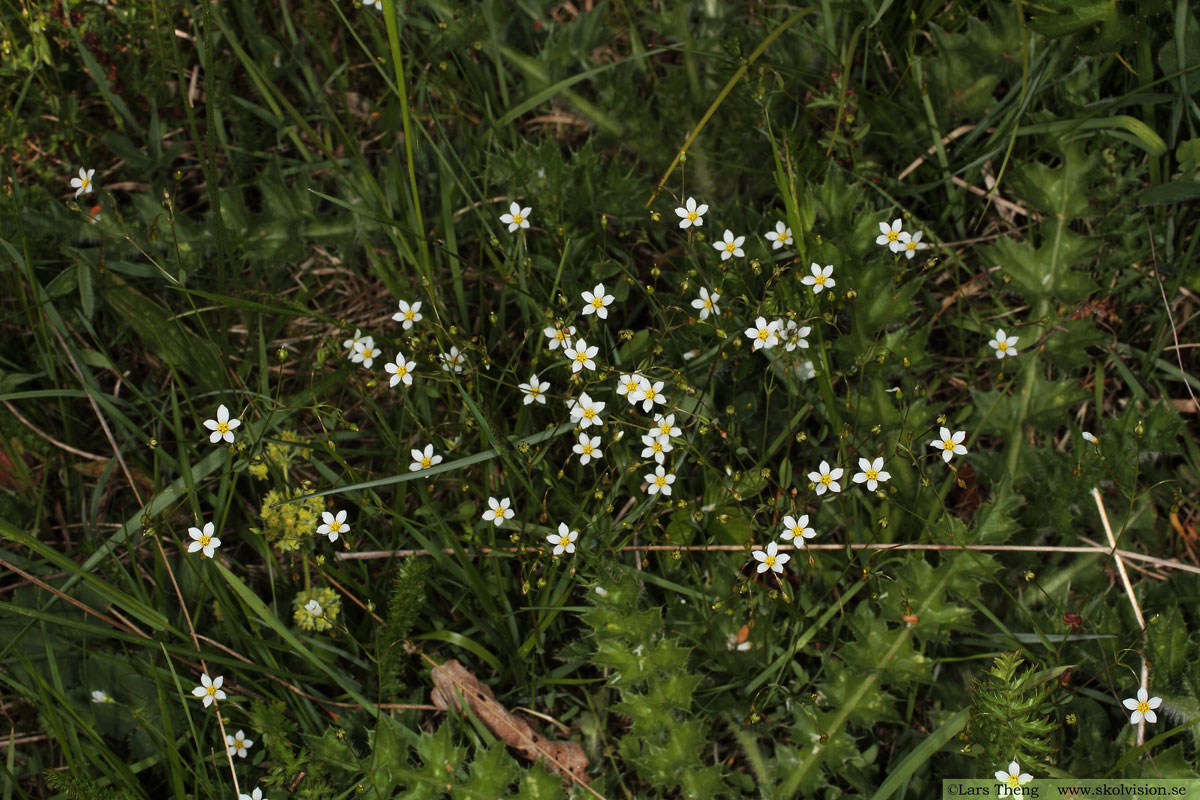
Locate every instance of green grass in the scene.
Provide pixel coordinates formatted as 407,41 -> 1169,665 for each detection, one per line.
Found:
2,1 -> 1200,798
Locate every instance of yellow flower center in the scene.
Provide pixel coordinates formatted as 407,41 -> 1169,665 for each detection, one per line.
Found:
420,457 -> 432,468
998,341 -> 1009,352
362,348 -> 373,358
592,297 -> 604,309
906,240 -> 917,251
512,213 -> 524,225
1137,700 -> 1150,714
583,408 -> 595,419
886,231 -> 898,242
659,424 -> 671,436
582,444 -> 593,455
198,535 -> 211,547
397,365 -> 408,376
942,439 -> 956,451
625,381 -> 638,392
529,387 -> 540,396
206,686 -> 218,697
814,275 -> 826,286
404,310 -> 414,320
652,442 -> 662,453
1006,776 -> 1021,788
865,469 -> 878,481
555,330 -> 565,341
234,737 -> 244,747
329,521 -> 342,533
791,526 -> 802,537
757,329 -> 769,341
779,231 -> 790,242
724,242 -> 736,253
687,211 -> 698,222
820,474 -> 832,486
216,422 -> 230,434
644,388 -> 656,401
765,554 -> 777,567
575,352 -> 588,363
655,476 -> 667,487
704,299 -> 712,309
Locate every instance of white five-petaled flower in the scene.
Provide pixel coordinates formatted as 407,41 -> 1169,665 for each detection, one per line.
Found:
674,196 -> 708,229
91,689 -> 111,704
780,514 -> 815,544
691,288 -> 721,321
640,433 -> 673,464
989,329 -> 1019,360
808,460 -> 844,495
519,374 -> 550,405
187,521 -> 222,558
897,230 -> 927,259
995,762 -> 1033,789
930,427 -> 968,463
226,729 -> 254,758
564,338 -> 598,373
644,465 -> 675,496
745,316 -> 780,351
392,299 -> 423,330
70,167 -> 95,198
753,541 -> 790,574
765,220 -> 793,250
439,346 -> 465,373
779,320 -> 811,352
616,373 -> 644,402
801,263 -> 836,294
630,377 -> 667,413
238,789 -> 264,800
482,496 -> 514,526
547,523 -> 579,555
342,328 -> 366,351
409,444 -> 443,472
543,323 -> 576,351
317,509 -> 349,543
713,229 -> 745,261
851,457 -> 891,492
568,392 -> 606,429
385,352 -> 417,387
581,283 -> 614,319
304,599 -> 323,617
352,339 -> 379,369
876,218 -> 903,251
573,432 -> 603,465
192,673 -> 226,708
203,404 -> 241,444
1122,687 -> 1162,725
652,413 -> 682,439
499,201 -> 531,232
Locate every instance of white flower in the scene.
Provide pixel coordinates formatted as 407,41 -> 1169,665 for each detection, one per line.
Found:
795,360 -> 816,380
519,374 -> 550,405
409,444 -> 443,472
995,762 -> 1033,789
499,201 -> 531,232
91,689 -> 111,704
744,316 -> 780,351
202,404 -> 241,444
652,413 -> 682,439
392,299 -> 423,330
752,540 -> 790,574
779,320 -> 811,352
543,323 -> 576,351
191,673 -> 226,708
239,789 -> 264,800
876,218 -> 903,251
568,392 -> 605,429
581,283 -> 614,319
187,521 -> 222,558
1122,687 -> 1162,725
780,514 -> 815,544
630,377 -> 667,413
482,496 -> 514,526
989,329 -> 1019,360
564,338 -> 598,373
439,346 -> 466,373
640,433 -> 672,464
226,729 -> 254,758
361,0 -> 381,8
342,328 -> 366,351
674,196 -> 708,229
897,230 -> 927,259
1082,431 -> 1098,443
385,352 -> 417,387
691,288 -> 720,320
573,433 -> 603,465
851,457 -> 891,491
616,373 -> 644,402
930,427 -> 968,463
304,599 -> 323,617
547,523 -> 579,555
801,263 -> 836,294
317,509 -> 349,543
351,338 -> 379,369
644,465 -> 675,496
807,460 -> 844,495
70,167 -> 95,198
713,229 -> 745,261
765,220 -> 793,250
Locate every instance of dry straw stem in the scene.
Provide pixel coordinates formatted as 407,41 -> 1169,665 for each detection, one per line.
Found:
336,542 -> 1200,575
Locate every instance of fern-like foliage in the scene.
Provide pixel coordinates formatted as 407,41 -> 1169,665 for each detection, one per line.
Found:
968,651 -> 1060,769
582,573 -> 729,798
43,772 -> 137,800
376,558 -> 429,697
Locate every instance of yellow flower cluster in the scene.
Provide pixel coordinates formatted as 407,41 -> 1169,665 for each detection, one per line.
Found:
249,429 -> 312,480
258,486 -> 323,552
293,587 -> 340,632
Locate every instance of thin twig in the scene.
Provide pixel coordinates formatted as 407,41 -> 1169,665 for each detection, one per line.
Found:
2,400 -> 108,461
